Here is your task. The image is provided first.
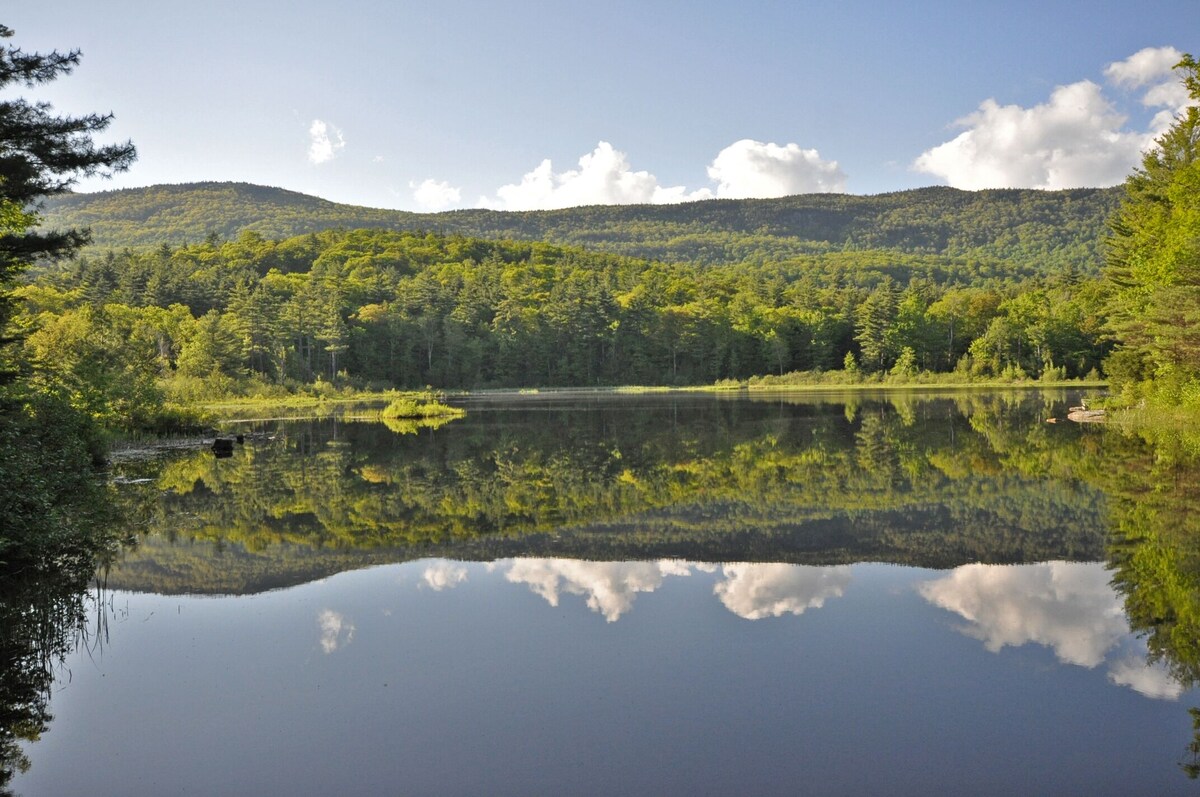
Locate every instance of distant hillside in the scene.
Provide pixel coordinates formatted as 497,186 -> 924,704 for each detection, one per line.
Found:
38,181 -> 1122,271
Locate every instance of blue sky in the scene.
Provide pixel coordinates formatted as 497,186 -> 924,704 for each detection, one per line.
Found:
6,1 -> 1199,210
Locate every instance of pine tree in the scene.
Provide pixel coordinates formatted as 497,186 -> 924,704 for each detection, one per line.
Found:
0,25 -> 136,383
1103,54 -> 1200,399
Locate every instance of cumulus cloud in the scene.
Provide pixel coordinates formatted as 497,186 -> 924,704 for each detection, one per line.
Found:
479,139 -> 845,210
913,81 -> 1146,190
421,560 -> 469,591
714,563 -> 851,620
1105,46 -> 1193,134
1105,46 -> 1184,91
410,178 -> 462,211
317,609 -> 355,654
504,558 -> 693,622
914,46 -> 1195,189
918,562 -> 1126,668
481,141 -> 708,210
308,119 -> 345,165
708,139 -> 846,197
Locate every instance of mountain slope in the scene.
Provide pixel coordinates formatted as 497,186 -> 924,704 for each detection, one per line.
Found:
37,181 -> 1121,271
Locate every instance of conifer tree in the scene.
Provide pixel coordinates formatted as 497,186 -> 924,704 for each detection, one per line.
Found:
0,24 -> 136,383
1103,54 -> 1200,398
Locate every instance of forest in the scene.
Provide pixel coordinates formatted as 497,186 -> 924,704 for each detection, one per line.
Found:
38,181 -> 1120,270
9,226 -> 1108,429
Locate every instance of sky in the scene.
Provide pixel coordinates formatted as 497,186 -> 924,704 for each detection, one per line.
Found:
5,1 -> 1199,211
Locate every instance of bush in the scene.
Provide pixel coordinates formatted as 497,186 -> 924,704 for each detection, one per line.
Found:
380,394 -> 465,419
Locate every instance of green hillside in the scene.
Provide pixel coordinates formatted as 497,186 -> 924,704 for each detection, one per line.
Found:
37,181 -> 1121,271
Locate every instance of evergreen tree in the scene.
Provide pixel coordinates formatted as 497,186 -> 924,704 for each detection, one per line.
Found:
0,24 -> 135,383
1104,54 -> 1200,400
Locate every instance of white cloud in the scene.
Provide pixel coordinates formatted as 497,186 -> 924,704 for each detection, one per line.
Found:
918,562 -> 1126,668
308,119 -> 345,165
914,46 -> 1196,189
479,139 -> 846,210
714,563 -> 850,620
410,178 -> 462,211
421,560 -> 468,591
1104,46 -> 1183,91
1105,46 -> 1193,135
707,139 -> 846,197
913,81 -> 1146,190
504,558 -> 692,622
317,609 -> 355,654
481,141 -> 709,210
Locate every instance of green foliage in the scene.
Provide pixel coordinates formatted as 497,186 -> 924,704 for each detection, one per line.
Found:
38,183 -> 1119,277
1104,54 -> 1200,404
0,24 -> 135,384
15,227 -> 1110,415
890,347 -> 918,378
379,394 -> 464,419
0,388 -> 129,788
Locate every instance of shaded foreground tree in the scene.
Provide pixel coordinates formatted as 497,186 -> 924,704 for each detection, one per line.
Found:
0,23 -> 135,382
0,24 -> 135,793
1103,54 -> 1200,404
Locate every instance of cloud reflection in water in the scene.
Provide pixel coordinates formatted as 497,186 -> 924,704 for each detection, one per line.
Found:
317,609 -> 355,654
715,563 -> 851,620
504,559 -> 688,622
919,562 -> 1183,700
499,559 -> 851,623
421,560 -> 469,591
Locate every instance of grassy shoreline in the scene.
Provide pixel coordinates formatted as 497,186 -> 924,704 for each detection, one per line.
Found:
194,378 -> 1108,418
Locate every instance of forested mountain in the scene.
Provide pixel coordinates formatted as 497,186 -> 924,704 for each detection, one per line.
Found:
39,182 -> 1121,271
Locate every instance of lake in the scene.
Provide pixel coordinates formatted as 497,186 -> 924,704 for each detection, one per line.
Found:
8,390 -> 1200,795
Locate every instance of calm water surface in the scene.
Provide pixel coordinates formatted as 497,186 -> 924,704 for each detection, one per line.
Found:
10,391 -> 1200,795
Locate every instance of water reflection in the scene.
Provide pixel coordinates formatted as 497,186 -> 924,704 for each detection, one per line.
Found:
504,559 -> 692,622
1109,656 -> 1186,700
420,560 -> 468,591
919,562 -> 1125,668
919,562 -> 1184,700
493,558 -> 854,623
103,391 -> 1110,596
18,390 -> 1200,791
0,392 -> 139,794
714,563 -> 851,620
317,609 -> 356,654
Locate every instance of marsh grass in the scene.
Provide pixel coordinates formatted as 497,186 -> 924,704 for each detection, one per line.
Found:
379,395 -> 465,419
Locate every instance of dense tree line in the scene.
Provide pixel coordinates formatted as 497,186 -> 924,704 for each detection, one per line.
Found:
12,228 -> 1108,419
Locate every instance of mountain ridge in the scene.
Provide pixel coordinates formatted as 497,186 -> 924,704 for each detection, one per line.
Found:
37,181 -> 1123,271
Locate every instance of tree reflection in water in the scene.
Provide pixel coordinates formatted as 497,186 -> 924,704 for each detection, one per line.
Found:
0,397 -> 127,793
9,391 -> 1200,782
1099,424 -> 1200,777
